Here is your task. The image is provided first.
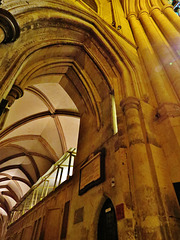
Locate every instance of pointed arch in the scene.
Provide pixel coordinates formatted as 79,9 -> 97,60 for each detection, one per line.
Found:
98,198 -> 118,240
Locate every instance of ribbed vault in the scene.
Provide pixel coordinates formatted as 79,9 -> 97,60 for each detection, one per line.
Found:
0,82 -> 80,216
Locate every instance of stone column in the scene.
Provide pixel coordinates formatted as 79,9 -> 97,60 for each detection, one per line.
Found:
150,6 -> 180,56
128,13 -> 177,105
0,8 -> 20,44
162,4 -> 180,32
121,97 -> 171,239
138,10 -> 180,100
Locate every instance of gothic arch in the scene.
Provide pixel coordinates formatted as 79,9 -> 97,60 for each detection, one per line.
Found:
0,0 -> 146,104
98,198 -> 118,240
0,0 -> 146,217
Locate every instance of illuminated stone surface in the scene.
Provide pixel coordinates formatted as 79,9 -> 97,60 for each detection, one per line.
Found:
0,0 -> 179,239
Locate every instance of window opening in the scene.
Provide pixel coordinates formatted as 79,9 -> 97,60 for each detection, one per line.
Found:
169,0 -> 180,16
111,93 -> 118,135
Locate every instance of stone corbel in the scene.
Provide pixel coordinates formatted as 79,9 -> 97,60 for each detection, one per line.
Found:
5,85 -> 23,107
156,102 -> 180,122
0,85 -> 23,130
0,8 -> 20,43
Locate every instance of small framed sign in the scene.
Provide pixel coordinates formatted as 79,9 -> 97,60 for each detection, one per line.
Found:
116,203 -> 125,220
79,149 -> 105,195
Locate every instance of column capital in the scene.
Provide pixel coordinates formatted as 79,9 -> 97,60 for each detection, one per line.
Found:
6,85 -> 23,107
120,97 -> 140,113
0,85 -> 23,129
138,9 -> 149,19
0,8 -> 20,43
149,6 -> 161,16
162,4 -> 174,13
127,12 -> 137,21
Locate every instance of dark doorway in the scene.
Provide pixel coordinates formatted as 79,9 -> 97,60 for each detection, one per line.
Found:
98,198 -> 118,240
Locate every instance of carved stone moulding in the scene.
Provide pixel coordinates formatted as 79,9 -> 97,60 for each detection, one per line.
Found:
0,8 -> 20,43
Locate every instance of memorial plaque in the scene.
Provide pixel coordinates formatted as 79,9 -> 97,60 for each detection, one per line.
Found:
79,149 -> 105,195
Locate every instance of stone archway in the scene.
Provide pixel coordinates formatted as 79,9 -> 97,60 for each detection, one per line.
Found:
0,0 -> 122,219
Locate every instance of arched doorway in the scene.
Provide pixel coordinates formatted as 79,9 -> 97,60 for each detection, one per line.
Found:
98,198 -> 118,240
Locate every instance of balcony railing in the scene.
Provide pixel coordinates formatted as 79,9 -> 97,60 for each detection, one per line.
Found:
9,148 -> 76,224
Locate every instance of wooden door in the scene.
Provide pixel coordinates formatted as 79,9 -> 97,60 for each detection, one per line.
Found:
98,199 -> 118,240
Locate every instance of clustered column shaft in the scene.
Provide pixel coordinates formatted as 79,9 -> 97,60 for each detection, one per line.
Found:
138,10 -> 180,100
121,97 -> 167,239
128,13 -> 178,105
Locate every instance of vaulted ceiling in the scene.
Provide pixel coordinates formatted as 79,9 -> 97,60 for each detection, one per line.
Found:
0,81 -> 80,216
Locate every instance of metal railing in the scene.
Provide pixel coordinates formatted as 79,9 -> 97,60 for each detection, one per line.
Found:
9,148 -> 76,224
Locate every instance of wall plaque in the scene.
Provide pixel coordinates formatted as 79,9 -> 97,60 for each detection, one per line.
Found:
79,149 -> 105,195
116,203 -> 125,220
74,207 -> 84,224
